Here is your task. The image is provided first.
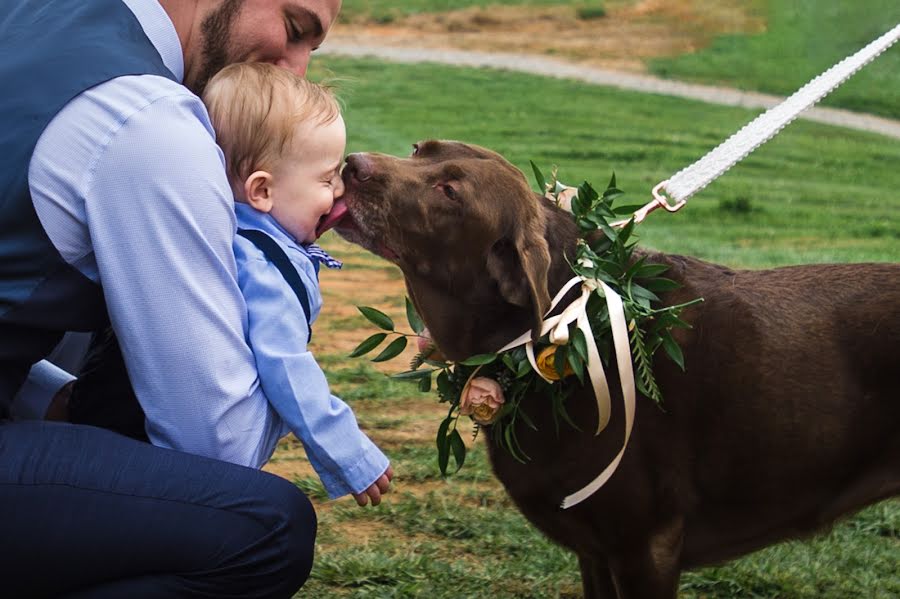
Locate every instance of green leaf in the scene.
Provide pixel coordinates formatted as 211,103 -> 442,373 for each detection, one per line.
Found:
567,349 -> 585,384
418,375 -> 432,393
642,277 -> 681,293
436,417 -> 452,475
635,263 -> 670,278
662,333 -> 686,371
357,306 -> 394,331
405,297 -> 425,334
371,336 -> 407,362
502,353 -> 517,373
611,203 -> 647,215
602,189 -> 625,203
630,284 -> 661,303
571,327 -> 589,363
555,393 -> 581,431
518,407 -> 539,431
436,370 -> 453,400
348,332 -> 388,358
516,359 -> 533,378
459,353 -> 498,366
624,255 -> 647,280
391,368 -> 434,380
530,160 -> 546,193
503,425 -> 528,464
576,181 -> 599,212
424,359 -> 450,368
553,344 -> 569,378
618,217 -> 636,246
449,429 -> 466,472
607,172 -> 617,190
597,222 -> 618,243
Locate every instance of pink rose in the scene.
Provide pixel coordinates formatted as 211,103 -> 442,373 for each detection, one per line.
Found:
459,377 -> 505,425
416,328 -> 446,361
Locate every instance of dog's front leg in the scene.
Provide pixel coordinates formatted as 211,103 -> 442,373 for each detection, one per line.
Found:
607,516 -> 684,599
578,554 -> 616,598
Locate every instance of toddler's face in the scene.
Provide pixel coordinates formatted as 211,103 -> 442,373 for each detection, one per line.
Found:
268,115 -> 346,243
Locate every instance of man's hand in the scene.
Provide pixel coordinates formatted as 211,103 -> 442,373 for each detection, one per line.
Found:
44,380 -> 75,421
352,465 -> 394,507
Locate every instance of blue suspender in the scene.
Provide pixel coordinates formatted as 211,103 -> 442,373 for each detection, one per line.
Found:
237,229 -> 313,342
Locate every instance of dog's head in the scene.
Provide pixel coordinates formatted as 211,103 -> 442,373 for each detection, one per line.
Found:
331,140 -> 575,359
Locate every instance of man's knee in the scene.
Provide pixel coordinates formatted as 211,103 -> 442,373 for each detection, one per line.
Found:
264,474 -> 318,594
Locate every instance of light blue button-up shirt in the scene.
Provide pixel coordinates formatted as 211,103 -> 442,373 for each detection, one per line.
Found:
20,0 -> 382,485
235,203 -> 389,497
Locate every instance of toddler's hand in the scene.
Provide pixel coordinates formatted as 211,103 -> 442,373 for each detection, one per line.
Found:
352,465 -> 393,507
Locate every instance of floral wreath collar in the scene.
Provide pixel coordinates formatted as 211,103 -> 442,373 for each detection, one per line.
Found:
351,166 -> 701,507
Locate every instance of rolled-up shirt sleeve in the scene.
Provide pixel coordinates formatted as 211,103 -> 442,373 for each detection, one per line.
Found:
236,242 -> 389,498
11,360 -> 75,421
82,92 -> 282,466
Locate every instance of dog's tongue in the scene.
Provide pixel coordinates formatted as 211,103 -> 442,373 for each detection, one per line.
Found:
316,198 -> 349,238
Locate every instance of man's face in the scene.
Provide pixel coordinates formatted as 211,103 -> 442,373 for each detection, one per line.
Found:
190,0 -> 342,94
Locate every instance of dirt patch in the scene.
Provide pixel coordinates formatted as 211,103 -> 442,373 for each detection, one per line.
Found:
329,0 -> 765,72
325,517 -> 397,547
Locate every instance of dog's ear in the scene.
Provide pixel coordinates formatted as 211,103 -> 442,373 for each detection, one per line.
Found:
486,211 -> 552,342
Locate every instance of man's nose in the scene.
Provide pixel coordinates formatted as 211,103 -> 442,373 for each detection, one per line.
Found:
276,46 -> 312,77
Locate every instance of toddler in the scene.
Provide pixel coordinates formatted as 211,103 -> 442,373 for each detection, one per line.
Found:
203,63 -> 391,506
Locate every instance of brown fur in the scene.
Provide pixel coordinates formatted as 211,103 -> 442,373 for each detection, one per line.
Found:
335,140 -> 900,598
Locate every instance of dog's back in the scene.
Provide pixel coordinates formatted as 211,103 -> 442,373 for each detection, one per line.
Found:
654,258 -> 900,565
336,140 -> 900,598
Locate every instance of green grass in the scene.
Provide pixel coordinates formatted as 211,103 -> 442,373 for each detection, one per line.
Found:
650,0 -> 900,120
339,1 -> 900,118
298,56 -> 900,597
314,57 -> 900,267
339,0 -> 597,22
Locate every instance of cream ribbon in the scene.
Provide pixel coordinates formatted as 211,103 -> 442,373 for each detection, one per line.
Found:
497,274 -> 636,509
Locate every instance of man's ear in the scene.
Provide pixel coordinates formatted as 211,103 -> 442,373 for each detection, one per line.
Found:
486,213 -> 552,342
244,171 -> 274,213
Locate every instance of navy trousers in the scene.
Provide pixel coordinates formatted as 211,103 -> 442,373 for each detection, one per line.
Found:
0,420 -> 316,598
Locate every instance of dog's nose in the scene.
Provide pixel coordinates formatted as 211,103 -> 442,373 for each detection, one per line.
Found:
344,153 -> 373,182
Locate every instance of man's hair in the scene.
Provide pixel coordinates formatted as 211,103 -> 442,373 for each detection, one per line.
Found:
202,62 -> 341,184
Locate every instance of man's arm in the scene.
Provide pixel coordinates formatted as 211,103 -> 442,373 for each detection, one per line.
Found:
31,77 -> 281,466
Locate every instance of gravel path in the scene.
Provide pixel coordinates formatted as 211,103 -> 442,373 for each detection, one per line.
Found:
320,43 -> 900,141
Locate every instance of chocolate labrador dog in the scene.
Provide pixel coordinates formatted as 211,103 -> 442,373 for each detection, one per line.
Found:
331,140 -> 900,598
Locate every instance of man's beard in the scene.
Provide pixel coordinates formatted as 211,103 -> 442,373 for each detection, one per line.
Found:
191,0 -> 244,95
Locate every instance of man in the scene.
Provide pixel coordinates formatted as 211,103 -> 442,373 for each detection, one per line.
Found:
0,1 -> 376,596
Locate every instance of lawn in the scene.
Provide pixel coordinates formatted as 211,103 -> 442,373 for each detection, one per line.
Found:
319,56 -> 899,266
337,0 -> 900,121
649,0 -> 900,120
339,0 -> 606,22
284,56 -> 900,598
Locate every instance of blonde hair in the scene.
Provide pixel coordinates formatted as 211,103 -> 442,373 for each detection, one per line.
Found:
202,62 -> 341,185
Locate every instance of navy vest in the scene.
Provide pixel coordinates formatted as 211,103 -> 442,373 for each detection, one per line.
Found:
0,0 -> 176,409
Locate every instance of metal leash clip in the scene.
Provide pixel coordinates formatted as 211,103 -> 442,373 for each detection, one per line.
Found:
612,180 -> 687,227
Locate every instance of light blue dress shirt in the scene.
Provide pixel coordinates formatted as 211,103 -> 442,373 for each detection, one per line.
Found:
234,203 -> 389,497
20,0 -> 370,480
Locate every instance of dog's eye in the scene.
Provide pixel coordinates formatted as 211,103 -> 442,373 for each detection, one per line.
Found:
411,144 -> 420,157
440,183 -> 459,200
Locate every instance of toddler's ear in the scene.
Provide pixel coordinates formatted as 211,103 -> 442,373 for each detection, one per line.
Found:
244,171 -> 274,213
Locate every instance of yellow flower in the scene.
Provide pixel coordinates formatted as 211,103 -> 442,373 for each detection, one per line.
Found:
459,376 -> 505,425
535,345 -> 574,381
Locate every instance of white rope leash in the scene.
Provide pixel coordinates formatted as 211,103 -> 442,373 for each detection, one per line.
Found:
617,23 -> 900,226
509,24 -> 900,509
